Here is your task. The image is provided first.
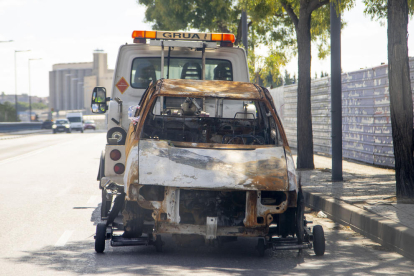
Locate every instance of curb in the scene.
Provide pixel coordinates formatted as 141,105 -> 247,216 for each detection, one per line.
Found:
303,190 -> 414,262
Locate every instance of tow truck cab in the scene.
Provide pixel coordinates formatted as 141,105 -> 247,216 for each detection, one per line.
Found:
93,30 -> 249,218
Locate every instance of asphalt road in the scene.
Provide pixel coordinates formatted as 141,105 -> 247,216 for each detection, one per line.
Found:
0,132 -> 413,276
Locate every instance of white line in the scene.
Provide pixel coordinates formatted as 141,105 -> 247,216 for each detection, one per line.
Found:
87,195 -> 97,204
0,139 -> 75,166
55,230 -> 74,247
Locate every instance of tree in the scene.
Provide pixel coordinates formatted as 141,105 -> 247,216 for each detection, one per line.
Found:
244,0 -> 353,168
138,0 -> 352,168
364,0 -> 414,199
138,0 -> 289,84
0,102 -> 18,122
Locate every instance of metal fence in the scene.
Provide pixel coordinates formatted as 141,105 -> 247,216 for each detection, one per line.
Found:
269,60 -> 414,168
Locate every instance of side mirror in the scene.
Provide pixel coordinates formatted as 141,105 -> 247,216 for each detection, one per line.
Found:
91,87 -> 107,113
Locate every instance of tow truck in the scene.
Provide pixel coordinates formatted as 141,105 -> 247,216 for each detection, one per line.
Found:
91,30 -> 325,257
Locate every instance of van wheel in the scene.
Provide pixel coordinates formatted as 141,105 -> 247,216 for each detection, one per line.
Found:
257,238 -> 265,257
155,235 -> 163,252
296,191 -> 305,243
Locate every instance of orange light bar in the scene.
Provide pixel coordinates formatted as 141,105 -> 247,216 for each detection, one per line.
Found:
132,30 -> 156,39
212,33 -> 235,43
222,33 -> 235,43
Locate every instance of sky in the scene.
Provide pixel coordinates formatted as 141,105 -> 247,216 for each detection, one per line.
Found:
0,0 -> 410,98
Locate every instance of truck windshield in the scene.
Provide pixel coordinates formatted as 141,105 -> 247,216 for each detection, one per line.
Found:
131,58 -> 232,89
141,97 -> 281,146
67,117 -> 81,123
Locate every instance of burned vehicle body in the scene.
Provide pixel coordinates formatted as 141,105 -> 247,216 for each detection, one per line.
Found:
122,79 -> 300,242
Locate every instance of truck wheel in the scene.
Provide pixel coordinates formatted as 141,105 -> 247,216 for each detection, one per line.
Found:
95,223 -> 107,253
313,225 -> 325,256
101,189 -> 112,219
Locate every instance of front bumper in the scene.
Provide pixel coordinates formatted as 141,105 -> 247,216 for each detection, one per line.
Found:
127,185 -> 296,238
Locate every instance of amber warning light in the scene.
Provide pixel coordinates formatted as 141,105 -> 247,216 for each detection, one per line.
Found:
132,30 -> 235,45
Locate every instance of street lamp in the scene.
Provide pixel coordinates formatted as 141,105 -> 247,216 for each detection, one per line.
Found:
28,58 -> 42,121
14,50 -> 30,121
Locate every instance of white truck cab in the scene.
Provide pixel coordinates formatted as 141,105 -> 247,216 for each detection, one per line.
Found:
91,30 -> 249,219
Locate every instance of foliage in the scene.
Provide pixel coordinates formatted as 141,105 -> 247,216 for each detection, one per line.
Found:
137,0 -> 352,87
283,70 -> 296,85
17,101 -> 48,112
0,102 -> 18,122
363,0 -> 414,22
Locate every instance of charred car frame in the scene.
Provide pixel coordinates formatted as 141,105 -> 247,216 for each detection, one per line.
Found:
94,79 -> 325,256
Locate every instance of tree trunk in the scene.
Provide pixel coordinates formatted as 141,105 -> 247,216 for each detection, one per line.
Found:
296,4 -> 314,169
388,0 -> 414,198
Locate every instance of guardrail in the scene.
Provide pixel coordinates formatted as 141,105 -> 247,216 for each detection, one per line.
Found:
0,122 -> 42,133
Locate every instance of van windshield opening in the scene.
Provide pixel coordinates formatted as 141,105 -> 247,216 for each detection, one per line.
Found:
141,96 -> 281,146
131,58 -> 233,89
67,117 -> 82,123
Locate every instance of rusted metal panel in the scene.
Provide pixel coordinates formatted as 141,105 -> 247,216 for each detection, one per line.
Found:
138,140 -> 289,191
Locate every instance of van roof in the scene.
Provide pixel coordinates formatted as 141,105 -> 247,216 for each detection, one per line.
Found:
155,79 -> 263,100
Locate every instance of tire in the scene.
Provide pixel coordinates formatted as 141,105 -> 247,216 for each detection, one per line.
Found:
66,129 -> 71,133
155,235 -> 163,252
107,127 -> 127,145
81,129 -> 84,133
97,152 -> 105,182
95,223 -> 107,253
53,130 -> 56,134
101,189 -> 112,220
313,225 -> 325,256
296,190 -> 305,243
257,238 -> 265,257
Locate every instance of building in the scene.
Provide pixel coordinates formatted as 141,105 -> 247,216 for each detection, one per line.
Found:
49,51 -> 113,112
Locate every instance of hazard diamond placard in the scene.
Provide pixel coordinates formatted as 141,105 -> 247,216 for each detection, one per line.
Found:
116,77 -> 129,94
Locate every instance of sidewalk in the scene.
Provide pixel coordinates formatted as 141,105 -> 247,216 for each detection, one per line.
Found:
295,153 -> 414,261
0,129 -> 50,140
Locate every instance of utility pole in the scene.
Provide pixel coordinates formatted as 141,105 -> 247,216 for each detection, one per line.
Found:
331,0 -> 343,181
14,50 -> 30,121
28,58 -> 42,121
241,10 -> 248,56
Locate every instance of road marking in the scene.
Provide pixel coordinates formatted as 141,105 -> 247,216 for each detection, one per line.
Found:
56,185 -> 72,197
0,139 -> 75,166
87,195 -> 97,204
55,230 -> 74,247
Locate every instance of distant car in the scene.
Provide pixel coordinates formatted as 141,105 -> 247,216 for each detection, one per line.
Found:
41,120 -> 53,129
84,120 -> 96,130
52,119 -> 71,134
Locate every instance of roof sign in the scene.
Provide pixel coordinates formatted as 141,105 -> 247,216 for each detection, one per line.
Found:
132,30 -> 235,43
